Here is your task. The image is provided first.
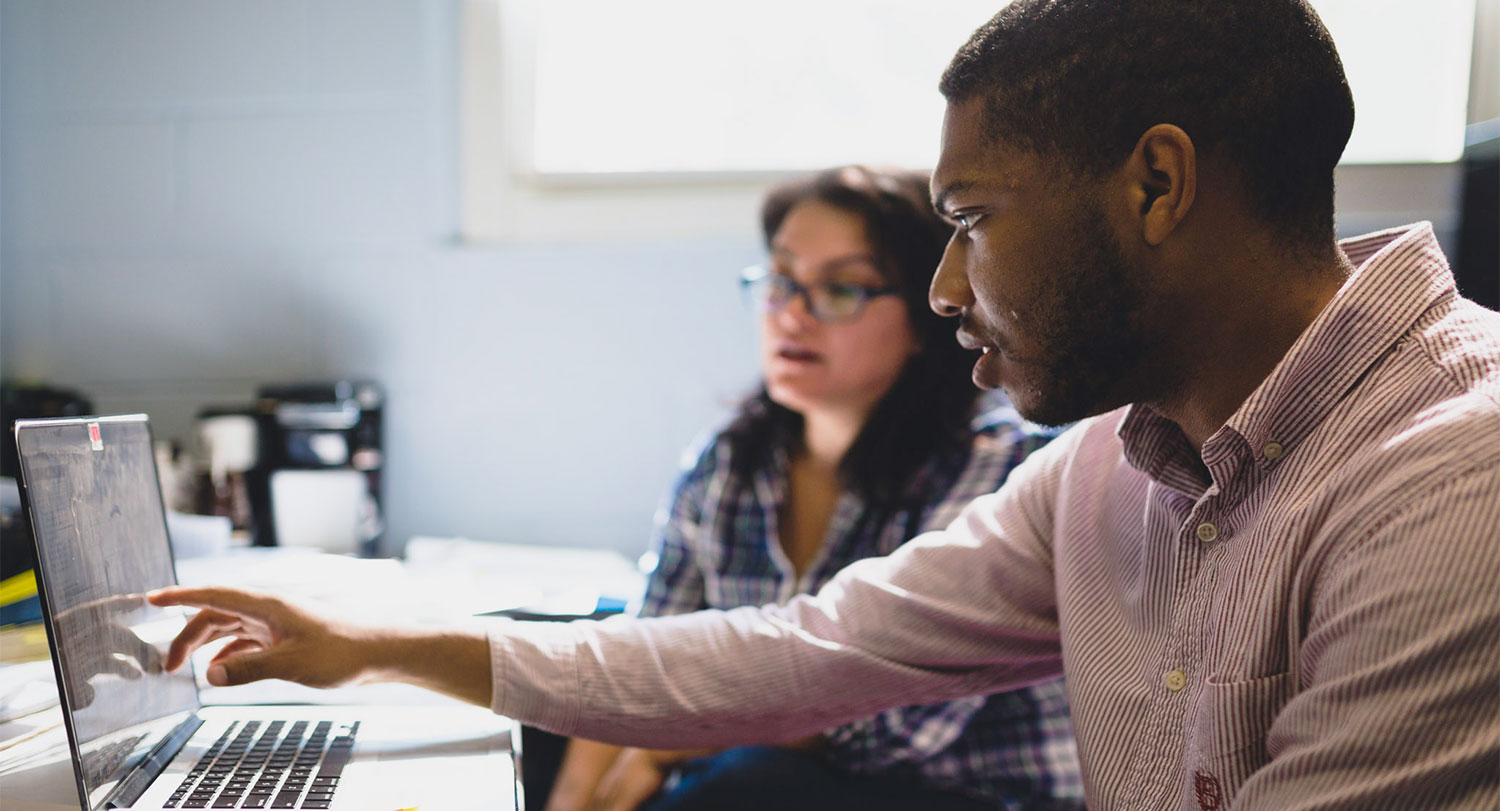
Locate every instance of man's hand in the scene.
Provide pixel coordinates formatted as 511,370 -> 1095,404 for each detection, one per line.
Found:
147,585 -> 494,706
147,586 -> 375,688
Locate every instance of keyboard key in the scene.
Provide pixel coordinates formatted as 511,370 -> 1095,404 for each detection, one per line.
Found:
315,751 -> 350,778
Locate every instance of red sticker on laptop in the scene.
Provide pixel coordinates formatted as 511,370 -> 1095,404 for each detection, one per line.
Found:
88,422 -> 103,451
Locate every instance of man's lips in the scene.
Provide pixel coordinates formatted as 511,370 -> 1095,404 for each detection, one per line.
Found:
955,329 -> 993,353
958,326 -> 1008,389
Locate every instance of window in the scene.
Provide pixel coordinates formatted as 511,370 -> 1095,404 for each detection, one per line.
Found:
530,0 -> 1001,175
1317,0 -> 1476,163
461,0 -> 1481,242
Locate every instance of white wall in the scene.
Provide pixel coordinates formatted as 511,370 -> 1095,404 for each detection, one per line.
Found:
0,0 -> 761,556
0,0 -> 1478,556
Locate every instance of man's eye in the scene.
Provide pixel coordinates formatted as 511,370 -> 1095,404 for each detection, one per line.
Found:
955,212 -> 980,231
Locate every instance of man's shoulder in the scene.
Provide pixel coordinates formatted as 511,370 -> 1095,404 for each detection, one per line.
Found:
1296,299 -> 1500,534
1348,295 -> 1500,468
1406,294 -> 1500,411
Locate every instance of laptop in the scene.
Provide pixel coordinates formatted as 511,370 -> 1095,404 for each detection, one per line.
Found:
13,414 -> 522,811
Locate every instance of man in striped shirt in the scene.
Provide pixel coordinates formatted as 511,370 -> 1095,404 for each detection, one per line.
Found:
154,1 -> 1498,808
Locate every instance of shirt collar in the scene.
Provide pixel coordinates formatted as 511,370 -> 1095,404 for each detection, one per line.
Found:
1217,222 -> 1454,468
1120,222 -> 1456,486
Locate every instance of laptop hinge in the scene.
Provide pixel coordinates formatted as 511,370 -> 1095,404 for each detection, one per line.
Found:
103,713 -> 204,810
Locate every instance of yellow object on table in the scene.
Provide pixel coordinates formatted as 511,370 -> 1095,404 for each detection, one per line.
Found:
0,570 -> 38,607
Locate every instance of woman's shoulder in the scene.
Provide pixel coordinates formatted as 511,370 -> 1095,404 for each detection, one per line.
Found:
895,394 -> 1063,532
672,412 -> 778,488
674,422 -> 737,479
967,390 -> 1065,453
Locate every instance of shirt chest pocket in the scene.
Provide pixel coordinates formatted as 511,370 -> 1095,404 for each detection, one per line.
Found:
1180,671 -> 1294,810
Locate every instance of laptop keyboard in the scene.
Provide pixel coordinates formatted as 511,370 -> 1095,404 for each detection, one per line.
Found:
164,719 -> 360,809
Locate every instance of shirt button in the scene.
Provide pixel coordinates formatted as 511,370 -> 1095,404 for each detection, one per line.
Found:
1262,440 -> 1284,460
1196,522 -> 1220,543
1164,670 -> 1187,692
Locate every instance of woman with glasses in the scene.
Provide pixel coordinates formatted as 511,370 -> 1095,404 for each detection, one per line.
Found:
545,166 -> 1083,811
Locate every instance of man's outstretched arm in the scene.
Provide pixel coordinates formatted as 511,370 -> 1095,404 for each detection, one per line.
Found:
150,428 -> 1079,751
147,586 -> 493,707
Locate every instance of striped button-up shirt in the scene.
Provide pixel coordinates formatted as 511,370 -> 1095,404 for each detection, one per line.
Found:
492,222 -> 1499,810
638,400 -> 1082,808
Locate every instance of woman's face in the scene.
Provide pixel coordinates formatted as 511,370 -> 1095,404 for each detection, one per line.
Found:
760,200 -> 919,421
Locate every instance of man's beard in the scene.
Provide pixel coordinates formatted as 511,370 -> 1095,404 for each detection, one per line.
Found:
1009,200 -> 1155,427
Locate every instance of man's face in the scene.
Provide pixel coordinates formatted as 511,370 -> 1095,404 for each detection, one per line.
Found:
929,100 -> 1157,426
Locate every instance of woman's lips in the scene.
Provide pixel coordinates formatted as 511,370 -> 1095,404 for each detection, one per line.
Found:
776,344 -> 822,362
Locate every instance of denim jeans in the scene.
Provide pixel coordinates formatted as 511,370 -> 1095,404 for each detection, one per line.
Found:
641,745 -> 999,811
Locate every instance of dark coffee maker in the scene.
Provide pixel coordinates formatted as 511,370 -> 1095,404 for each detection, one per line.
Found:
242,381 -> 385,556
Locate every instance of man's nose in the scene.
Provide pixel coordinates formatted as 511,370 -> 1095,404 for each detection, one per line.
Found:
929,235 -> 972,317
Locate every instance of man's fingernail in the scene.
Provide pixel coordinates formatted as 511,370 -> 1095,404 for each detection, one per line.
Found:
207,664 -> 227,685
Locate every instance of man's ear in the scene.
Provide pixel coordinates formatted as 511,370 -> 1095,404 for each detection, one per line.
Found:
1127,124 -> 1196,246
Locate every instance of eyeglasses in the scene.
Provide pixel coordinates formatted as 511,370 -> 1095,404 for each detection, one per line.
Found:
739,264 -> 900,324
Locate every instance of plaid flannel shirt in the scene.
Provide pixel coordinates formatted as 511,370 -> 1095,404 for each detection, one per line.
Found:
638,397 -> 1085,809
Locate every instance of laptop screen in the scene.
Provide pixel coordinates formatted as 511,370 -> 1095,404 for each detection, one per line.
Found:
16,415 -> 200,808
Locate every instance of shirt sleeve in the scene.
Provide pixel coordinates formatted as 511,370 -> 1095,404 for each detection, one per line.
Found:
824,413 -> 1065,767
488,423 -> 1087,749
637,436 -> 718,618
1230,462 -> 1500,810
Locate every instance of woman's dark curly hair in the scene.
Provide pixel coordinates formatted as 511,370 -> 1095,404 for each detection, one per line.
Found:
725,165 -> 984,504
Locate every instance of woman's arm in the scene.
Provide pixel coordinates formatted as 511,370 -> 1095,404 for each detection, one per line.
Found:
545,739 -> 624,811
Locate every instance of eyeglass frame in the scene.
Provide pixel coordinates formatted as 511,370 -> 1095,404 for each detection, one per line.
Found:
739,263 -> 902,324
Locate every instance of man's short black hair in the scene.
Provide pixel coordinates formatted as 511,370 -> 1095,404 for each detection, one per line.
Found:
941,0 -> 1355,246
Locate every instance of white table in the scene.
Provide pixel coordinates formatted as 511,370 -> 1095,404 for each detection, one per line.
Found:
0,539 -> 642,809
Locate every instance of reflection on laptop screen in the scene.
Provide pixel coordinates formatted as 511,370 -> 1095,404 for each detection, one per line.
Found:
16,416 -> 199,806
